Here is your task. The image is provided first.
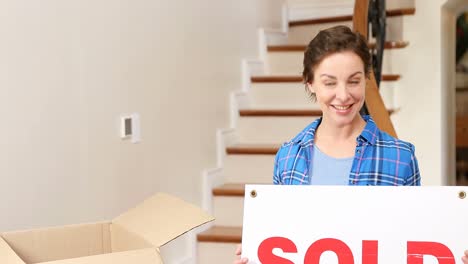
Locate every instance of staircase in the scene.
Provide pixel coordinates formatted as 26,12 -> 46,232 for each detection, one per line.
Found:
196,2 -> 415,263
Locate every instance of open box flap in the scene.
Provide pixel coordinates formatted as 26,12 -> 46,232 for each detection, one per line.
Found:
0,236 -> 26,264
38,248 -> 162,264
1,222 -> 111,264
112,193 -> 214,248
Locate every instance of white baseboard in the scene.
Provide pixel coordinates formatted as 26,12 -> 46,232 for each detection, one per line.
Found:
172,224 -> 216,264
192,2 -> 291,263
216,128 -> 237,168
263,28 -> 288,46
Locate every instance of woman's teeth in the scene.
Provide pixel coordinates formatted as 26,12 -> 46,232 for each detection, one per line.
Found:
333,105 -> 351,110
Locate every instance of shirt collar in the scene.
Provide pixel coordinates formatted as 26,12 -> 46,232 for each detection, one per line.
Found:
294,115 -> 379,146
359,115 -> 378,145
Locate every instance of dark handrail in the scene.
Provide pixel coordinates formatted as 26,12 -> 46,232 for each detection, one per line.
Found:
368,0 -> 386,86
353,0 -> 397,137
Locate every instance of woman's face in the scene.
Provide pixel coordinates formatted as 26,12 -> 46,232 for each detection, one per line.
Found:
307,51 -> 366,127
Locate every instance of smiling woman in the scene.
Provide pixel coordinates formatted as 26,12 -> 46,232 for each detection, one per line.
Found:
303,25 -> 369,145
234,25 -> 468,264
307,51 -> 367,158
273,25 -> 421,186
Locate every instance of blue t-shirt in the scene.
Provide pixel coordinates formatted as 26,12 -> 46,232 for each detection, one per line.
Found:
310,145 -> 353,185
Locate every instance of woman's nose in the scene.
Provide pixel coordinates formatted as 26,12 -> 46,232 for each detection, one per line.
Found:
335,84 -> 350,101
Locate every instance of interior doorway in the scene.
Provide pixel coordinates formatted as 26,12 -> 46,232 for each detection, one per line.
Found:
456,12 -> 468,185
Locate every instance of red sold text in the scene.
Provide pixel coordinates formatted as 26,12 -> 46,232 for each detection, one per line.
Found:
258,237 -> 455,264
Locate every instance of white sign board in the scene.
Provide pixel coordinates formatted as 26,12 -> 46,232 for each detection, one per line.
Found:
241,185 -> 468,264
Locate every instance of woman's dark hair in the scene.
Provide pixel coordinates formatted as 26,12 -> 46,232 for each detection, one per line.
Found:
302,25 -> 371,99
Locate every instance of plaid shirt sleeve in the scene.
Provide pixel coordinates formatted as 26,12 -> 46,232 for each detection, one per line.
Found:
403,144 -> 421,186
273,147 -> 281,185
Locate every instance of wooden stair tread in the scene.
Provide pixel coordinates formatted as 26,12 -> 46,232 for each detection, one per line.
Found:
381,74 -> 400,81
226,144 -> 280,155
239,109 -> 395,117
289,8 -> 415,27
239,109 -> 322,116
251,74 -> 400,83
213,183 -> 246,196
197,226 -> 242,243
268,41 -> 409,52
251,75 -> 303,83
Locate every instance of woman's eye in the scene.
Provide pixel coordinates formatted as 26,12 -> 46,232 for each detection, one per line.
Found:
324,82 -> 336,87
348,80 -> 360,85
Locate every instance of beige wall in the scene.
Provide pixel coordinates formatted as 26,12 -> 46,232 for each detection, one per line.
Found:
392,0 -> 467,185
0,0 -> 283,233
1,0 -> 465,254
393,0 -> 444,185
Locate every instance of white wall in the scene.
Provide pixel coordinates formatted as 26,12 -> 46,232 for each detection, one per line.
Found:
392,0 -> 443,185
2,0 -> 465,261
0,0 -> 283,234
391,0 -> 467,186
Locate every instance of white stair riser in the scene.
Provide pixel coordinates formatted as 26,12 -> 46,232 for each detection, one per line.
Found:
379,82 -> 396,109
287,17 -> 405,45
381,46 -> 409,74
237,116 -> 315,144
267,49 -> 402,76
250,83 -> 313,109
288,21 -> 352,45
267,52 -> 302,76
197,242 -> 239,264
250,82 -> 396,109
213,196 -> 244,227
224,155 -> 275,183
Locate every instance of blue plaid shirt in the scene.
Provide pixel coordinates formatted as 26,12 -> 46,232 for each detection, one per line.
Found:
273,115 -> 421,186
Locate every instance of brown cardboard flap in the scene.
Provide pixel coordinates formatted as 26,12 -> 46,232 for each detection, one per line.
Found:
0,237 -> 25,264
38,248 -> 162,264
110,223 -> 153,253
2,222 -> 111,264
112,193 -> 214,248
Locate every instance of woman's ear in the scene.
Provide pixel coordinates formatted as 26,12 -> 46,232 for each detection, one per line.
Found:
306,81 -> 315,94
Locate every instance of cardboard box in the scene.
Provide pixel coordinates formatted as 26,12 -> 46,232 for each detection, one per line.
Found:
0,193 -> 214,263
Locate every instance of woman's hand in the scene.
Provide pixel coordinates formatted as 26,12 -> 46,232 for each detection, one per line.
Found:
233,244 -> 248,264
462,250 -> 468,264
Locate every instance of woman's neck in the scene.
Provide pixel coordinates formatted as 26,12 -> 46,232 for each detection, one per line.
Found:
316,115 -> 366,143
